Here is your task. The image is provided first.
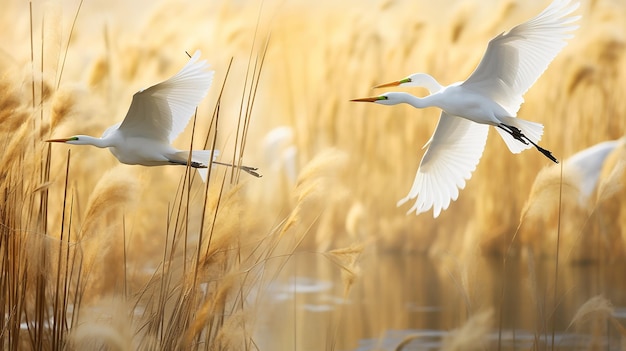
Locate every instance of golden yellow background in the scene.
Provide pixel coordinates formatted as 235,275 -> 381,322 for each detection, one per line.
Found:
1,0 -> 625,349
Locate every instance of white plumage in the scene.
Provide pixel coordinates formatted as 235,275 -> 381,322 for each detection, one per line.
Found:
48,51 -> 218,182
352,0 -> 580,217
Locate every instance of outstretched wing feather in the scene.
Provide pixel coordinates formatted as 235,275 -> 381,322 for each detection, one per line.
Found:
118,50 -> 214,143
398,113 -> 490,217
461,0 -> 580,114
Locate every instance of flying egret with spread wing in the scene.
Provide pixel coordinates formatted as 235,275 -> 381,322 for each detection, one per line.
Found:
47,51 -> 260,181
351,0 -> 580,217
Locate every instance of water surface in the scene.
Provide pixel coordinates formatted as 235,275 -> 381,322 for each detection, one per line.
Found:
256,251 -> 626,350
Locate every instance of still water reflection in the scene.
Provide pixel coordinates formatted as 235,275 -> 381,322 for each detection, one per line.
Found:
255,251 -> 626,350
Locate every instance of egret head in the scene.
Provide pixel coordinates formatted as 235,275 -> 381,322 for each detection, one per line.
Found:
46,136 -> 79,143
374,76 -> 413,88
46,135 -> 97,145
350,93 -> 401,105
374,73 -> 442,92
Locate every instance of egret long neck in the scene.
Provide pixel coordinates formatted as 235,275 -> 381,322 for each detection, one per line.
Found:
414,74 -> 444,93
395,93 -> 438,109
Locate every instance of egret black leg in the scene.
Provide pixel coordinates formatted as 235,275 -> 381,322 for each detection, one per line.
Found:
498,123 -> 559,164
168,159 -> 262,177
168,159 -> 207,168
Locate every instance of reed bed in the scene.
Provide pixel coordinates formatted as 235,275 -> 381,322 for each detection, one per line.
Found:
1,0 -> 626,349
0,1 -> 294,349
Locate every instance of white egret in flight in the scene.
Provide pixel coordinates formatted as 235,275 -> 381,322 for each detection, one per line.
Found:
351,0 -> 580,217
47,51 -> 260,181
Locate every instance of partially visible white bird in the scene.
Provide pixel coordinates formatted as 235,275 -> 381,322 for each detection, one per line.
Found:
47,51 -> 260,181
351,0 -> 580,217
565,139 -> 623,201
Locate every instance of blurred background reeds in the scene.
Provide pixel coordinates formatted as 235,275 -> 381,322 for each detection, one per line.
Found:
1,0 -> 625,349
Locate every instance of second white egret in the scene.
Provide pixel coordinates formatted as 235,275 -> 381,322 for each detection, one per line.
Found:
47,51 -> 260,181
351,0 -> 580,217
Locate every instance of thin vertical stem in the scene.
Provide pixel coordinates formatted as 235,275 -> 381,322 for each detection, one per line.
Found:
550,163 -> 564,350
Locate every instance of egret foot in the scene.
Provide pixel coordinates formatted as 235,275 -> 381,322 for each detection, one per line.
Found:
213,161 -> 262,178
498,123 -> 559,164
535,144 -> 559,163
498,124 -> 528,145
240,165 -> 262,178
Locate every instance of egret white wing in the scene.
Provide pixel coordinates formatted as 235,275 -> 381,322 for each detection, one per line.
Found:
118,50 -> 214,143
461,0 -> 580,114
397,113 -> 490,218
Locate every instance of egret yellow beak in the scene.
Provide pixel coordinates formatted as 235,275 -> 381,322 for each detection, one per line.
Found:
45,137 -> 75,143
350,96 -> 386,103
373,77 -> 411,89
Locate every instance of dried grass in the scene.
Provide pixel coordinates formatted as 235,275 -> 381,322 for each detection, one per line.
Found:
50,88 -> 79,130
441,309 -> 493,351
1,2 -> 285,350
70,298 -> 134,351
80,166 -> 140,239
517,164 -> 591,262
2,0 -> 626,349
324,244 -> 364,297
567,295 -> 625,350
568,295 -> 614,329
